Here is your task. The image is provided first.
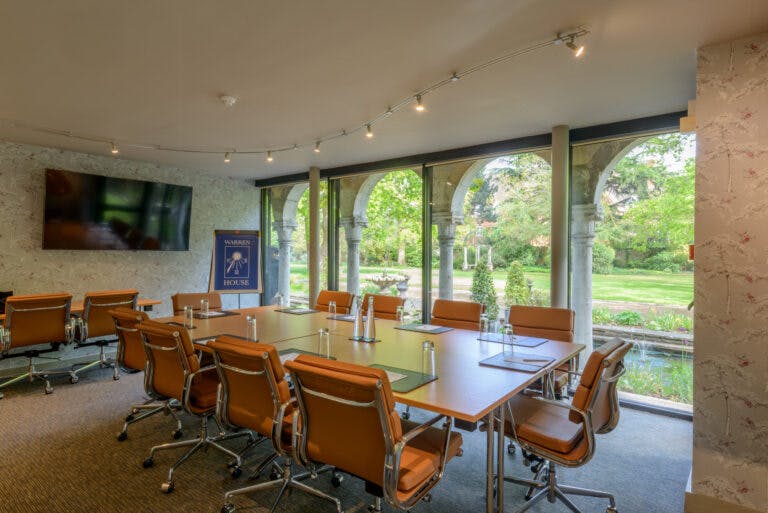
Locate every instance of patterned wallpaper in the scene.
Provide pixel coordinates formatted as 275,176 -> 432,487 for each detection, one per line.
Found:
0,141 -> 261,317
694,32 -> 768,512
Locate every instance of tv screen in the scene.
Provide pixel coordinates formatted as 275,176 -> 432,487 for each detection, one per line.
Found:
43,169 -> 192,250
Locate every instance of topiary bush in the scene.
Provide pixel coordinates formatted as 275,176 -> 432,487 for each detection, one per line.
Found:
470,261 -> 498,319
504,261 -> 530,306
592,242 -> 615,274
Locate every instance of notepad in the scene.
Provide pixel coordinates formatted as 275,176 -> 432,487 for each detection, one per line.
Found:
383,370 -> 407,383
199,311 -> 226,317
279,352 -> 302,364
394,323 -> 453,334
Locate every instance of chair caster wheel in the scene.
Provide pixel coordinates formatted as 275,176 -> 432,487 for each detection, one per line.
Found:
44,385 -> 53,394
221,503 -> 236,513
172,429 -> 183,440
142,457 -> 154,468
606,508 -> 618,513
70,376 -> 79,384
507,443 -> 515,455
125,414 -> 135,422
113,375 -> 120,381
231,466 -> 242,479
269,470 -> 280,481
401,411 -> 410,420
161,481 -> 174,494
331,473 -> 344,487
117,431 -> 128,442
421,493 -> 432,503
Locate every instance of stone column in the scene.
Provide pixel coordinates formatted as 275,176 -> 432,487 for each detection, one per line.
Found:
550,125 -> 570,308
308,167 -> 320,308
571,204 -> 601,360
436,223 -> 457,299
340,218 -> 366,297
274,221 -> 297,303
462,246 -> 469,270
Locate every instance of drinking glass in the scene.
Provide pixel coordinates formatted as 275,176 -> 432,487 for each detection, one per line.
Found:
421,340 -> 436,377
503,323 -> 514,345
328,301 -> 337,317
479,313 -> 489,336
200,299 -> 209,317
396,305 -> 405,325
317,328 -> 331,358
246,315 -> 258,341
274,292 -> 283,307
183,306 -> 194,328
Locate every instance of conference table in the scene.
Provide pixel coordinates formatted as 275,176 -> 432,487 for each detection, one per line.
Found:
157,305 -> 584,513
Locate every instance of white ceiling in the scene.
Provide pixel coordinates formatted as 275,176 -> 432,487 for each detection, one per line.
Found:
0,0 -> 766,180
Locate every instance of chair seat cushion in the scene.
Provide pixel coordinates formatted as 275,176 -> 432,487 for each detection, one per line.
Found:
507,394 -> 583,454
189,368 -> 219,412
397,419 -> 463,494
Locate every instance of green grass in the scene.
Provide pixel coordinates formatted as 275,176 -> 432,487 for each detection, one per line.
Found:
290,264 -> 693,307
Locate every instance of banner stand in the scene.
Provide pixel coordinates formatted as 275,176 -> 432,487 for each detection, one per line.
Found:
209,230 -> 262,297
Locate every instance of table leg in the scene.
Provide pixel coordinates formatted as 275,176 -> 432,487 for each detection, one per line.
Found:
496,404 -> 505,512
486,410 -> 494,513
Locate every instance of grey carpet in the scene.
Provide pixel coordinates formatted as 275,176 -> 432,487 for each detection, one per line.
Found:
0,367 -> 691,513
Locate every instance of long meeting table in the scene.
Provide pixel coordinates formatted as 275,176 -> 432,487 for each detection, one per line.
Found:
157,305 -> 584,513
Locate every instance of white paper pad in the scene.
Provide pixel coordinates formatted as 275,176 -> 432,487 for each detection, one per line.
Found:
413,324 -> 443,332
502,355 -> 552,365
200,311 -> 226,317
279,352 -> 302,364
384,370 -> 407,383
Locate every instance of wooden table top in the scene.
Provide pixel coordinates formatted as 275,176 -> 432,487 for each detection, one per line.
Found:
159,306 -> 584,423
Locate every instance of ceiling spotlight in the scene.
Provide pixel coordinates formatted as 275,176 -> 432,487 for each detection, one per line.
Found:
365,124 -> 373,139
224,152 -> 231,163
414,94 -> 425,112
450,72 -> 460,82
314,141 -> 321,153
110,142 -> 119,154
219,95 -> 238,107
266,151 -> 274,163
566,38 -> 585,57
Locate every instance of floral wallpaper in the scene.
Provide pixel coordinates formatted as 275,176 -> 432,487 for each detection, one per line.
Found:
694,32 -> 768,512
0,141 -> 261,318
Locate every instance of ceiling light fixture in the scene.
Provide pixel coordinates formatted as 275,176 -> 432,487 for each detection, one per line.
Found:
224,152 -> 231,163
7,28 -> 588,164
414,94 -> 425,112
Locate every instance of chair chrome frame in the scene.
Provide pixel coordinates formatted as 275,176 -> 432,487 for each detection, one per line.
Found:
140,328 -> 253,493
500,346 -> 629,513
112,319 -> 181,441
0,300 -> 76,398
217,350 -> 339,513
71,295 -> 137,381
290,371 -> 456,512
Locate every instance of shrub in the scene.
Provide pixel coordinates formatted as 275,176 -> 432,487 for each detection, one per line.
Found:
529,288 -> 550,307
504,261 -> 530,306
470,261 -> 498,319
613,310 -> 643,326
592,307 -> 613,325
592,242 -> 615,274
641,251 -> 685,272
644,313 -> 692,332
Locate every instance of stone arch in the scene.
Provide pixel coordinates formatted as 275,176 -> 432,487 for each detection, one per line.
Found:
351,172 -> 387,222
280,182 -> 309,223
450,159 -> 491,220
589,135 -> 652,206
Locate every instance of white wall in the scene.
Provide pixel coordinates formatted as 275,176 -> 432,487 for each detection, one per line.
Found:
692,31 -> 768,513
0,141 -> 261,317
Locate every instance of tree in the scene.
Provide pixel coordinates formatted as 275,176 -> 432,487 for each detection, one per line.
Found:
504,261 -> 530,306
471,261 -> 498,319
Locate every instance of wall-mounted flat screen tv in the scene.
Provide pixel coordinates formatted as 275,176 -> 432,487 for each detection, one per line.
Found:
43,169 -> 193,250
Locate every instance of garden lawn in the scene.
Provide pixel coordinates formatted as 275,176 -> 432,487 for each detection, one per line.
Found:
291,264 -> 694,307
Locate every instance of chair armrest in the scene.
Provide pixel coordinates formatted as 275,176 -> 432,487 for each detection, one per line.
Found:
181,364 -> 218,411
400,413 -> 447,445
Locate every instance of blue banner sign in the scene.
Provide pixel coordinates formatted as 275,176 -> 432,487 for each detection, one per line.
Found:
210,230 -> 261,293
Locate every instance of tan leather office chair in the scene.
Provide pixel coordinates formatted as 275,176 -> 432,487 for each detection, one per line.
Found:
431,299 -> 484,330
315,290 -> 354,315
0,293 -> 75,398
211,337 -> 341,513
285,355 -> 464,513
138,321 -> 252,493
71,289 -> 138,381
509,305 -> 576,396
495,338 -> 633,513
171,292 -> 223,315
361,293 -> 405,320
109,308 -> 182,442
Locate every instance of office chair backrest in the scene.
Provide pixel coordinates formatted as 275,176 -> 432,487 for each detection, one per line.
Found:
361,294 -> 405,320
82,289 -> 138,339
285,355 -> 402,487
171,292 -> 222,315
508,305 -> 574,342
570,338 -> 633,434
139,320 -> 199,402
109,307 -> 149,372
431,299 -> 484,330
208,337 -> 290,438
3,293 -> 73,349
315,290 -> 355,315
